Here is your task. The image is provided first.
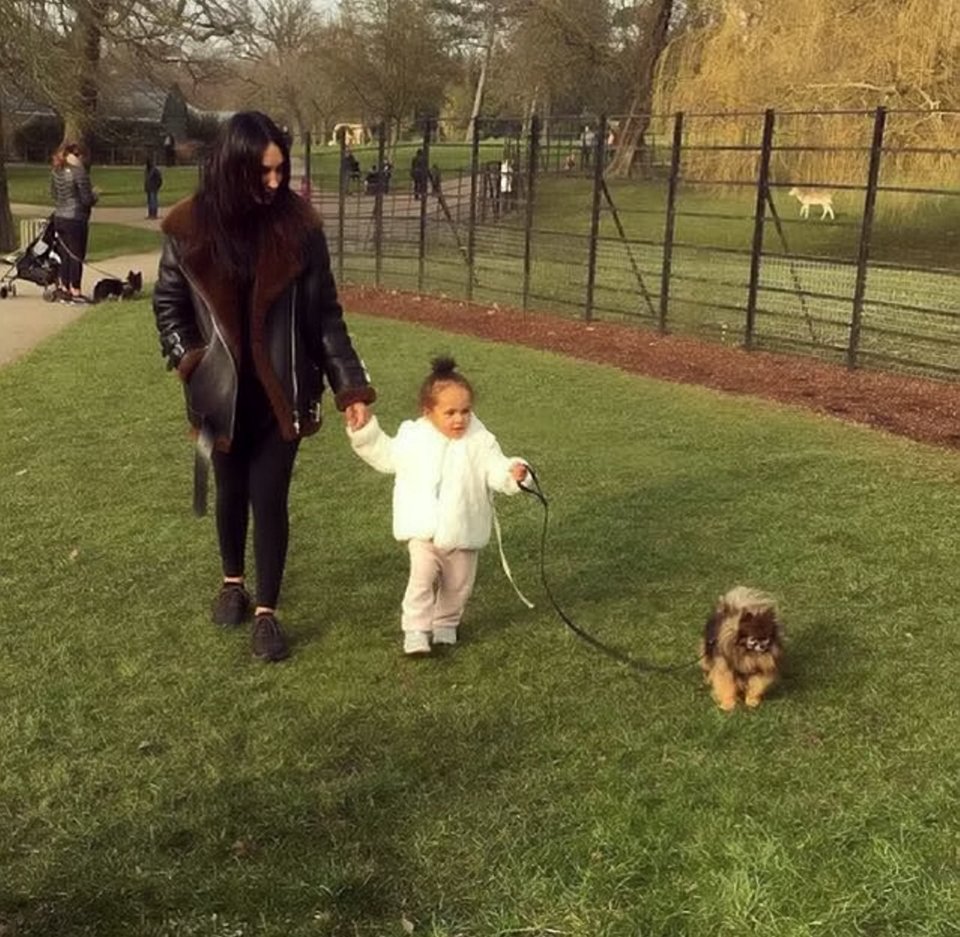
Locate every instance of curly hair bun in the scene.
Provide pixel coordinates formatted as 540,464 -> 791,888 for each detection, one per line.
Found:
430,355 -> 458,377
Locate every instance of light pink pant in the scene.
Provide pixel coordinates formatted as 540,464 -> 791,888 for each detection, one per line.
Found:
402,540 -> 479,633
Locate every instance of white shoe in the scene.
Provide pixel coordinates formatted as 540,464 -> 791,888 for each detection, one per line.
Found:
403,631 -> 431,655
432,626 -> 458,645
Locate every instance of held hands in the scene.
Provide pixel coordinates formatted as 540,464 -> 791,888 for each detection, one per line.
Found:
344,402 -> 371,431
511,462 -> 529,483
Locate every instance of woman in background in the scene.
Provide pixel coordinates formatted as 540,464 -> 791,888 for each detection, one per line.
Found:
50,142 -> 98,304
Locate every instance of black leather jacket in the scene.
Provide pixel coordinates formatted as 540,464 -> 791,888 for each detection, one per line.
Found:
152,198 -> 375,448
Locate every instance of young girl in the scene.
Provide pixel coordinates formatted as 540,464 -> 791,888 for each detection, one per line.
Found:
348,356 -> 528,655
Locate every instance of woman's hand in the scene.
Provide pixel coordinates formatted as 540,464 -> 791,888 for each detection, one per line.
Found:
511,462 -> 528,483
344,402 -> 370,431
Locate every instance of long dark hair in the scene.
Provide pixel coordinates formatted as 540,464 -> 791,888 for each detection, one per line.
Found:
193,111 -> 296,279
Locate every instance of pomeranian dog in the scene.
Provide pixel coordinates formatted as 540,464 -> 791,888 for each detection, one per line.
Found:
700,586 -> 784,711
92,270 -> 143,303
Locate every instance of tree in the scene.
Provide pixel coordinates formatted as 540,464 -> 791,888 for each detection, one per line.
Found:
238,0 -> 346,140
653,0 -> 960,184
324,0 -> 456,141
2,0 -> 250,149
0,104 -> 14,252
606,0 -> 674,175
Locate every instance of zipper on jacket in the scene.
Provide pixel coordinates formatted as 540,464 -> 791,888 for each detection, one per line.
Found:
290,284 -> 300,435
180,263 -> 239,438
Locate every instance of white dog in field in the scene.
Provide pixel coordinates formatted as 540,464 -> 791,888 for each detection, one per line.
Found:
788,186 -> 835,220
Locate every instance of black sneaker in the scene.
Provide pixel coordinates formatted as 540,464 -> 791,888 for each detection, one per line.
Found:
212,582 -> 252,627
252,613 -> 290,662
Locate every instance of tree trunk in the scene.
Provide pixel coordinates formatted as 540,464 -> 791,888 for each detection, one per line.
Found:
0,105 -> 15,253
465,17 -> 496,143
62,0 -> 109,150
608,0 -> 674,177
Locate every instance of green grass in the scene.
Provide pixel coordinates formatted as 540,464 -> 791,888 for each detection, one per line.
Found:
7,164 -> 199,208
11,214 -> 162,259
1,301 -> 959,935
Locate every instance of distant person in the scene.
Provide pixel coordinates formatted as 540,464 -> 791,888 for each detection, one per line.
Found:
500,158 -> 514,205
281,125 -> 293,151
163,133 -> 176,167
152,111 -> 376,663
410,148 -> 428,200
580,124 -> 596,169
347,356 -> 528,656
144,157 -> 163,219
50,141 -> 98,304
429,163 -> 442,195
342,147 -> 361,190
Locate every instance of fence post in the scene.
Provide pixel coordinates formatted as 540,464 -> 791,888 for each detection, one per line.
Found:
374,122 -> 386,287
848,106 -> 887,369
418,118 -> 431,293
467,117 -> 481,302
659,111 -> 683,334
584,114 -> 607,322
337,131 -> 346,284
745,108 -> 776,349
522,115 -> 540,310
303,130 -> 312,201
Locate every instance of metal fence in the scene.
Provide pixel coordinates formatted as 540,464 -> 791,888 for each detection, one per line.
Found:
305,109 -> 960,380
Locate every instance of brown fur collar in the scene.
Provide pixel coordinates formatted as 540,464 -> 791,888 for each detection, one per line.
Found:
162,196 -> 323,440
161,195 -> 322,359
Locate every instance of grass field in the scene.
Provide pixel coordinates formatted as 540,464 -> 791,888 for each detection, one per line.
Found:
1,301 -> 959,936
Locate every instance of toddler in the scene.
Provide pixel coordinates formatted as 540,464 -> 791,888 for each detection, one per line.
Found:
348,356 -> 528,655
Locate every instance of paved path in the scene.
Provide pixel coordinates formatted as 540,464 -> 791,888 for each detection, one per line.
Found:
0,246 -> 161,367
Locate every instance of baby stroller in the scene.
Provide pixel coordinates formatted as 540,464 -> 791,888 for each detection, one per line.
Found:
0,215 -> 61,301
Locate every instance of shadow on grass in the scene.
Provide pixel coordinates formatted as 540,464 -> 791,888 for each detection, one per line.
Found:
0,699 -> 532,936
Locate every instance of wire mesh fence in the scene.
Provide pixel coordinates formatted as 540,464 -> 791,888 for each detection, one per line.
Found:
301,108 -> 960,381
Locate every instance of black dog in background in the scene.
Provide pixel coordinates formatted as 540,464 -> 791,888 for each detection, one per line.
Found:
93,270 -> 143,304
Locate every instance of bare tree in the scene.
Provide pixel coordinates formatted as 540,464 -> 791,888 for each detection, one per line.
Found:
606,0 -> 673,175
0,104 -> 15,251
3,0 -> 250,148
324,0 -> 456,142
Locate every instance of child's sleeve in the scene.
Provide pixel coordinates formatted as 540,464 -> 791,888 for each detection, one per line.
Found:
483,436 -> 526,496
347,414 -> 397,474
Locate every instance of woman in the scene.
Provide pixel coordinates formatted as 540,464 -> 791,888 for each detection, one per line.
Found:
152,111 -> 376,663
50,142 -> 98,303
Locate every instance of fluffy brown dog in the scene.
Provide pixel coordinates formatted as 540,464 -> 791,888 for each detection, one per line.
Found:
700,586 -> 784,711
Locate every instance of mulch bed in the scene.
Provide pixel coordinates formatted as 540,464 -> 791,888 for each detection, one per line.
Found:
341,285 -> 960,451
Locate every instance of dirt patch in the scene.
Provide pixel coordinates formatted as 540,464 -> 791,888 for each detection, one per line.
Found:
341,285 -> 960,451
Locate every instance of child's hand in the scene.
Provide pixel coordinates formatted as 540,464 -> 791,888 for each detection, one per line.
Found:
344,402 -> 370,431
511,462 -> 528,483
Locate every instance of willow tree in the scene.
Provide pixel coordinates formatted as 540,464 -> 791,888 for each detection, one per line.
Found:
654,0 -> 960,184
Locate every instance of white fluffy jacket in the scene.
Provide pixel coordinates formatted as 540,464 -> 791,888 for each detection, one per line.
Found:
348,414 -> 524,549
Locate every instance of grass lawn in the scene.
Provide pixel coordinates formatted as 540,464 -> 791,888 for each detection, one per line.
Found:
10,214 -> 162,260
1,301 -> 959,936
6,164 -> 200,209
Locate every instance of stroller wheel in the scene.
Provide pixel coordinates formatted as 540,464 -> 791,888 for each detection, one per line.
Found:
9,283 -> 16,296
0,285 -> 7,299
42,286 -> 58,302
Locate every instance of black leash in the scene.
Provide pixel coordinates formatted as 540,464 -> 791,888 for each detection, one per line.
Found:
519,466 -> 703,675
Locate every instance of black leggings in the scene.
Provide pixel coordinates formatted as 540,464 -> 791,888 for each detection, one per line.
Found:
211,423 -> 300,609
55,218 -> 89,291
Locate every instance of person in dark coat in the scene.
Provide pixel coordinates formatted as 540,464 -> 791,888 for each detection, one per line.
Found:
410,148 -> 428,200
152,111 -> 376,662
144,157 -> 163,219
